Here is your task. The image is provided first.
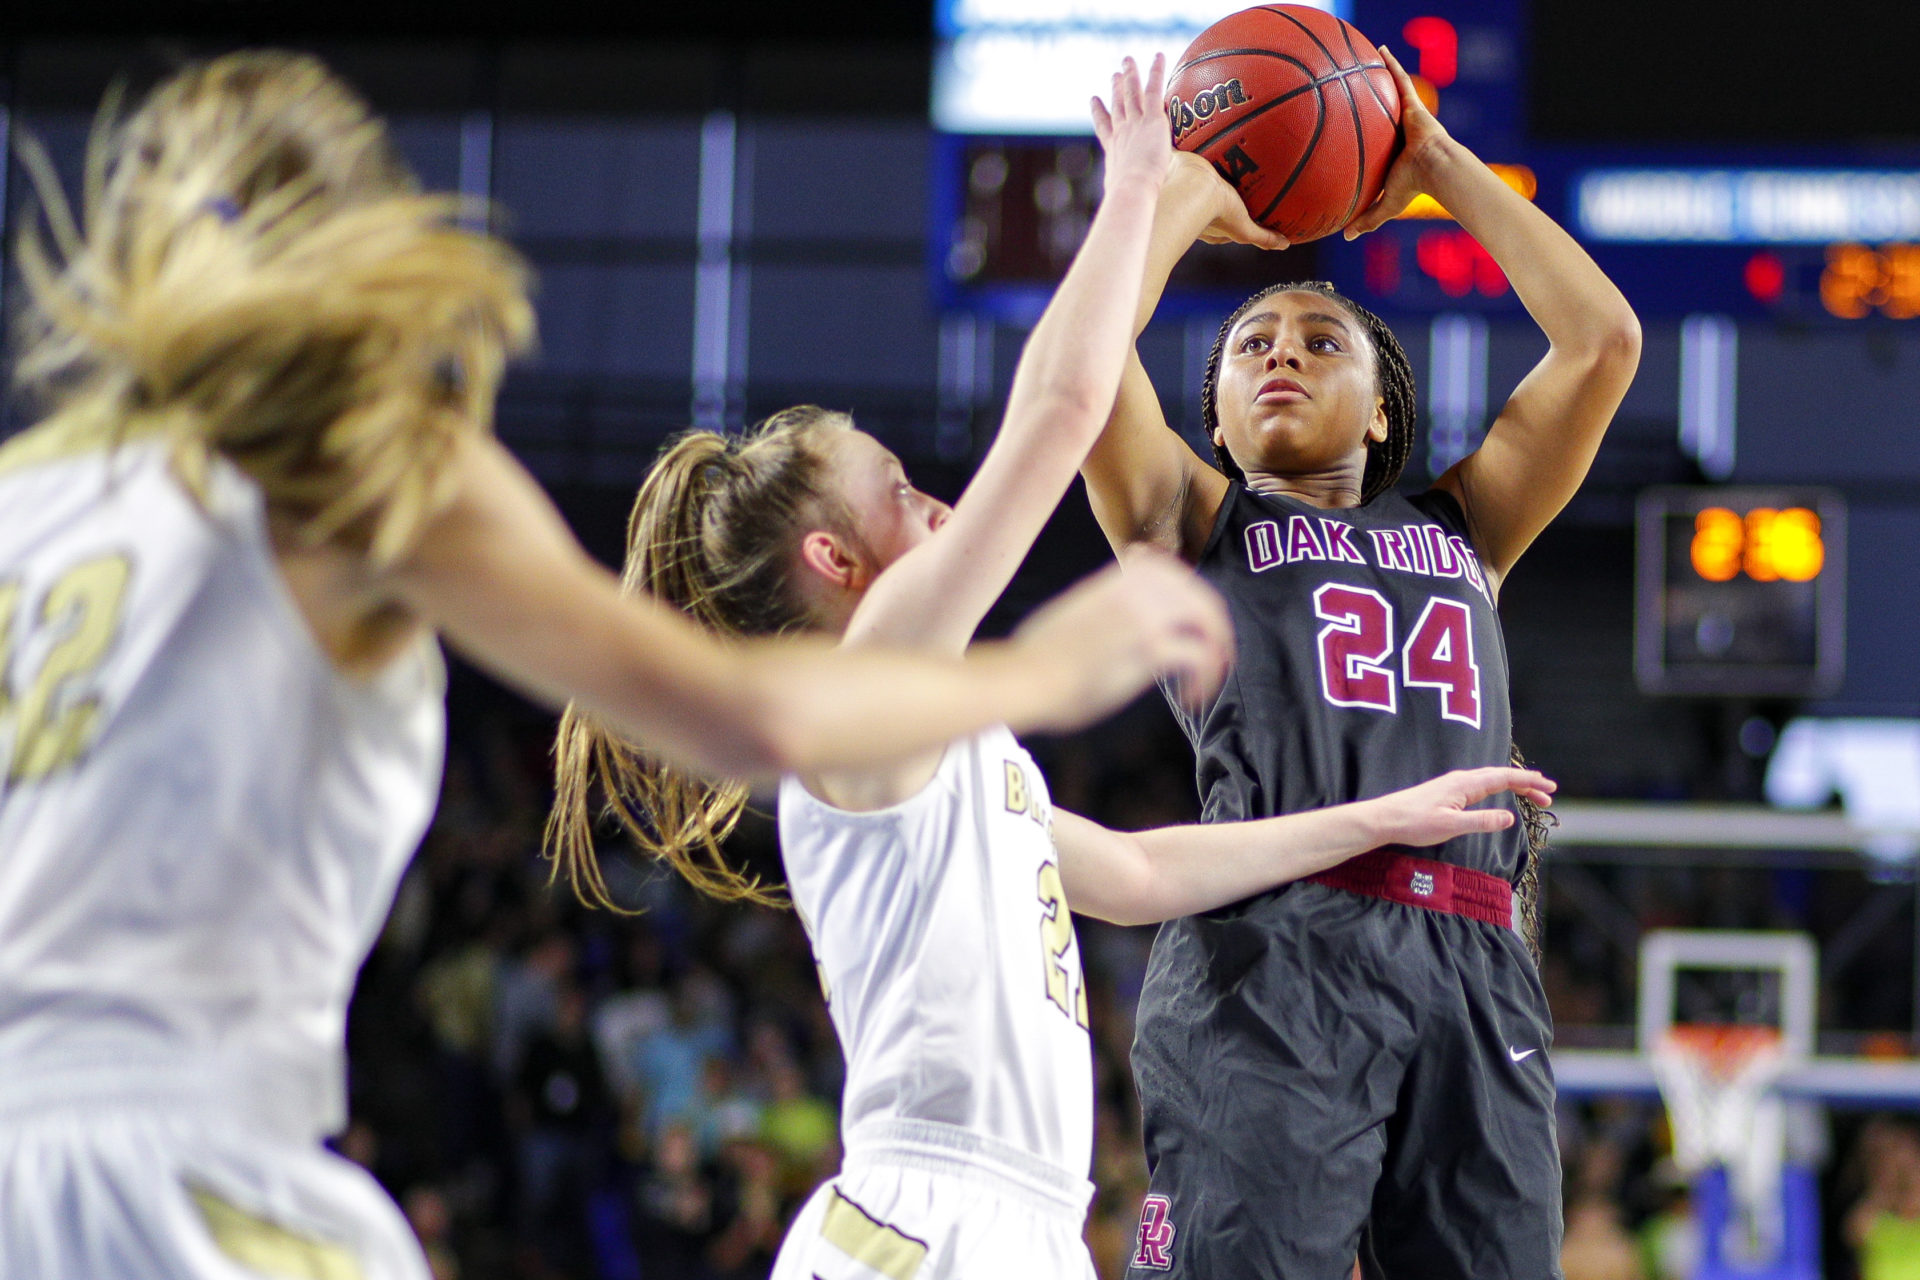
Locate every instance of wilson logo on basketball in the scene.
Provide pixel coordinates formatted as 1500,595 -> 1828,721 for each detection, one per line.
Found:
1166,79 -> 1250,144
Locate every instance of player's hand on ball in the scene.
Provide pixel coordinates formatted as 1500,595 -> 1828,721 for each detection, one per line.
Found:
1167,153 -> 1290,251
1011,548 -> 1234,730
1343,46 -> 1456,239
1362,766 -> 1556,847
1092,54 -> 1173,195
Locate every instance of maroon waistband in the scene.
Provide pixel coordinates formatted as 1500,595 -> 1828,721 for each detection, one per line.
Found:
1307,848 -> 1514,930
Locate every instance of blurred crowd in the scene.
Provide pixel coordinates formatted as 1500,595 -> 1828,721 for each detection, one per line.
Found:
339,694 -> 1920,1279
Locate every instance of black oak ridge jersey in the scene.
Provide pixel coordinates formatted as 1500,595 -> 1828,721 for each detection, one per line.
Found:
1169,481 -> 1525,884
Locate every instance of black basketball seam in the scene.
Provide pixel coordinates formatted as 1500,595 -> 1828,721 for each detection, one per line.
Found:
1173,46 -> 1315,76
1254,86 -> 1325,229
1357,64 -> 1394,118
1332,19 -> 1375,229
1333,53 -> 1367,228
1264,6 -> 1344,71
1264,0 -> 1357,222
1341,17 -> 1396,122
1356,68 -> 1399,221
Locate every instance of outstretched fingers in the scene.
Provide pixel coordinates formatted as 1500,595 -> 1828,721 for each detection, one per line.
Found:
1140,51 -> 1166,112
1097,53 -> 1167,130
1451,765 -> 1556,808
1117,57 -> 1138,123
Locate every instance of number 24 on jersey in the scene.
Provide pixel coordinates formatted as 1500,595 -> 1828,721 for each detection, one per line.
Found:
1314,583 -> 1481,727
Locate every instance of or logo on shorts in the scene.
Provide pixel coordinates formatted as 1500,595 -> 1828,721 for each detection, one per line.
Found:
1133,1195 -> 1176,1271
1410,870 -> 1436,897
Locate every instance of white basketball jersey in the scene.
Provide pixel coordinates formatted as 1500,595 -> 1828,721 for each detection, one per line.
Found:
778,727 -> 1094,1177
0,433 -> 444,1142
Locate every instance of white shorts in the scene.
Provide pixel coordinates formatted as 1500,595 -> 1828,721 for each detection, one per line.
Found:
772,1119 -> 1096,1280
0,1103 -> 429,1280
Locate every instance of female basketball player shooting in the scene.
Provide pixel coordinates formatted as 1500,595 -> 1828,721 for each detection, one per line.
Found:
553,56 -> 1553,1280
1082,49 -> 1641,1280
0,53 -> 1237,1280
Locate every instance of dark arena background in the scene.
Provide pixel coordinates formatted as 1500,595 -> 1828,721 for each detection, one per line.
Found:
6,1 -> 1920,1276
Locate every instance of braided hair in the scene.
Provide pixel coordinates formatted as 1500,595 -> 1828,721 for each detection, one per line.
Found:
1199,281 -> 1416,501
1511,740 -> 1556,966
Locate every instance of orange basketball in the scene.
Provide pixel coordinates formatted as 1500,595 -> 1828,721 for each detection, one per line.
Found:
1166,5 -> 1402,242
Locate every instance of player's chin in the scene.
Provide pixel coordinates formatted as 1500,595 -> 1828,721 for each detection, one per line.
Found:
1239,422 -> 1344,477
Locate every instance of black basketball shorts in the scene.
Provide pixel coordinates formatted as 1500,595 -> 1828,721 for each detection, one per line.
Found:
1124,880 -> 1562,1280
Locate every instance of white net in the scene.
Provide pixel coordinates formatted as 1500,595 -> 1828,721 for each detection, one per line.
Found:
1650,1026 -> 1788,1266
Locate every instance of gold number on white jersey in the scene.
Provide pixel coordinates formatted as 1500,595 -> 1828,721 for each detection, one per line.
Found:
1036,860 -> 1089,1029
1,553 -> 133,785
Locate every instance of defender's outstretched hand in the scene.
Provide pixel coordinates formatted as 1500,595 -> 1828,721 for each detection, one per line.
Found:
1344,46 -> 1453,239
1362,767 -> 1556,847
1092,54 -> 1173,195
1011,547 -> 1233,730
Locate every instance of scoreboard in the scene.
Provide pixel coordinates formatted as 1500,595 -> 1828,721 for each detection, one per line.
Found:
932,0 -> 1920,325
1634,488 -> 1847,697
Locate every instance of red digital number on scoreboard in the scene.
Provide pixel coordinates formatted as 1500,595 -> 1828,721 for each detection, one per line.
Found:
1415,229 -> 1510,298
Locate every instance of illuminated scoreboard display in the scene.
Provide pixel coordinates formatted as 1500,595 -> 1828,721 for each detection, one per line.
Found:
931,0 -> 1920,323
1634,488 -> 1846,697
931,0 -> 1360,316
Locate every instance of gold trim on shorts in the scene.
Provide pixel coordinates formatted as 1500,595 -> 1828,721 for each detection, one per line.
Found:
820,1186 -> 928,1280
188,1186 -> 364,1280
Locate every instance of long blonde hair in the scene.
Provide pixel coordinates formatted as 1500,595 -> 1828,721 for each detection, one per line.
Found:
12,51 -> 533,564
545,406 -> 853,910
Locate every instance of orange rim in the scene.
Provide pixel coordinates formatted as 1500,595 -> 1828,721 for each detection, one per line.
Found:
1659,1024 -> 1783,1080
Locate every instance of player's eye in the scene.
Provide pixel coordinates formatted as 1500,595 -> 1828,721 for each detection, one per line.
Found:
1308,334 -> 1342,353
1239,334 -> 1271,354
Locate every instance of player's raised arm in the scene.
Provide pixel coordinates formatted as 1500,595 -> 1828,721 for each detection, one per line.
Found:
1081,155 -> 1284,562
1054,767 -> 1555,927
846,54 -> 1183,655
1345,49 -> 1641,590
389,434 -> 1230,782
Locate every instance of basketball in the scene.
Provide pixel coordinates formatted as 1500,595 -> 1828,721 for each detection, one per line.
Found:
1166,4 -> 1402,242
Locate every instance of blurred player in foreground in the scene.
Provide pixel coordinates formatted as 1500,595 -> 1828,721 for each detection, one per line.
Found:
0,51 -> 1232,1279
1083,46 -> 1640,1280
552,55 -> 1553,1280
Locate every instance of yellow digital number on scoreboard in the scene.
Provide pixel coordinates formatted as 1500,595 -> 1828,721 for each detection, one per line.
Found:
1690,507 -> 1824,584
1640,486 -> 1844,697
1820,243 -> 1920,320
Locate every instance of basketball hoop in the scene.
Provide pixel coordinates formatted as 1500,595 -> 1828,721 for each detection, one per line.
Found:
1651,1024 -> 1787,1266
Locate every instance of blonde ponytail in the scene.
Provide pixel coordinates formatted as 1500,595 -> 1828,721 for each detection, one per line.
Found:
11,51 -> 533,565
544,408 -> 852,910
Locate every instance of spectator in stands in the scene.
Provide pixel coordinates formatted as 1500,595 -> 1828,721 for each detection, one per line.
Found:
633,967 -> 735,1136
1846,1116 -> 1920,1280
705,1133 -> 785,1280
403,1185 -> 462,1280
1561,1139 -> 1645,1280
494,929 -> 576,1082
634,1120 -> 717,1278
511,983 -> 614,1276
